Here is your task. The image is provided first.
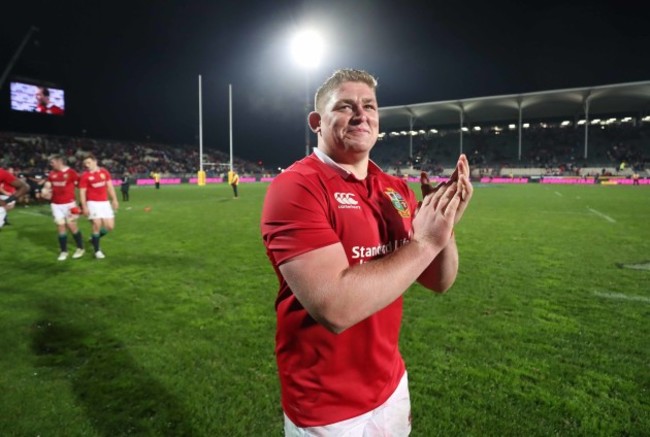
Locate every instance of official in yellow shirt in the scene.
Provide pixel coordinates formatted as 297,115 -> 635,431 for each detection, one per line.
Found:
228,170 -> 239,198
150,171 -> 161,189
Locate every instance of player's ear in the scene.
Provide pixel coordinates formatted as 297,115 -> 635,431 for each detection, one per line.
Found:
308,111 -> 321,134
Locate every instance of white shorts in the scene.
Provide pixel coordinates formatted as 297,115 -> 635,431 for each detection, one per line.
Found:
0,195 -> 15,228
87,201 -> 114,220
284,372 -> 411,436
51,201 -> 79,225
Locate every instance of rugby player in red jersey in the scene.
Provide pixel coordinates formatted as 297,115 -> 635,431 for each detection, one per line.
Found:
34,87 -> 64,115
79,153 -> 119,259
261,69 -> 473,435
0,167 -> 30,229
42,155 -> 85,261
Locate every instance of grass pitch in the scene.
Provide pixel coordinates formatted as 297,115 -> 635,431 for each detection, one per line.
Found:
1,182 -> 648,436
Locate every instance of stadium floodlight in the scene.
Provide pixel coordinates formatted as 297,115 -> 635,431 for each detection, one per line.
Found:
473,126 -> 481,131
291,29 -> 325,69
561,120 -> 571,127
577,119 -> 586,125
622,116 -> 632,122
508,124 -> 516,130
523,123 -> 530,128
378,132 -> 386,138
643,116 -> 650,122
291,28 -> 325,157
590,118 -> 601,125
400,131 -> 407,136
461,127 -> 469,132
429,128 -> 438,134
418,130 -> 426,134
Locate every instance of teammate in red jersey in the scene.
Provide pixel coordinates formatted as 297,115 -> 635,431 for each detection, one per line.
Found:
79,153 -> 119,259
0,167 -> 30,229
42,155 -> 85,261
261,69 -> 473,435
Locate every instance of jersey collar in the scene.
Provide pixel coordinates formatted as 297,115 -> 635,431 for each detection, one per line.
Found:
312,148 -> 382,180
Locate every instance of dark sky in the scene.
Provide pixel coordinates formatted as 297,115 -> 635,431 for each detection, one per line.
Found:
1,0 -> 649,168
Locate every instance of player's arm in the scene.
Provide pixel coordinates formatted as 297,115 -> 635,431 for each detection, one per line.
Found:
279,184 -> 461,334
79,188 -> 88,215
41,181 -> 53,200
0,178 -> 29,207
106,179 -> 119,211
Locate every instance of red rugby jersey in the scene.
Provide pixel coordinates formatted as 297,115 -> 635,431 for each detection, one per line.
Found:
48,167 -> 79,205
79,168 -> 112,201
0,168 -> 17,189
261,152 -> 417,427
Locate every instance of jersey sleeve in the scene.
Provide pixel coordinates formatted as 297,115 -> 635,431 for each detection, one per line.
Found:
78,174 -> 88,189
261,171 -> 341,266
0,169 -> 16,185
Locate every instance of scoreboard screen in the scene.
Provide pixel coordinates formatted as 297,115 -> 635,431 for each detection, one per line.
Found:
10,81 -> 65,116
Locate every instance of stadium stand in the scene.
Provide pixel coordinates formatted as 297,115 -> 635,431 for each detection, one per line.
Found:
372,119 -> 649,179
0,131 -> 267,179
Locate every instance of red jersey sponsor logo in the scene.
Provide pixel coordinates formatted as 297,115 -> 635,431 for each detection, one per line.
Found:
334,192 -> 360,209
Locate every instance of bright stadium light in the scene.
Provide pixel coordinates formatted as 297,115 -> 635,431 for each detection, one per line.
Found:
291,29 -> 325,69
291,28 -> 325,157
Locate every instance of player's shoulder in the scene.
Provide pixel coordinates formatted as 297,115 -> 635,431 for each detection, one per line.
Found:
0,168 -> 12,180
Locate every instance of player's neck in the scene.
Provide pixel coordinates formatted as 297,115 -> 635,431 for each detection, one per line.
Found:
316,146 -> 369,179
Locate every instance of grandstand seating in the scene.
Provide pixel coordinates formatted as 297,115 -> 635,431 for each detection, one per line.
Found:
0,131 -> 266,178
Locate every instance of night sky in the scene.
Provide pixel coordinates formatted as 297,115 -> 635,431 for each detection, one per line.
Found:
1,0 -> 649,168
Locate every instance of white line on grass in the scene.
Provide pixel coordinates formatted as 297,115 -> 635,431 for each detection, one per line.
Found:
587,207 -> 616,223
16,210 -> 46,217
554,191 -> 563,197
594,291 -> 650,304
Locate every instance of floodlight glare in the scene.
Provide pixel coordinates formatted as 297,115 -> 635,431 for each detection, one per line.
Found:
291,30 -> 324,69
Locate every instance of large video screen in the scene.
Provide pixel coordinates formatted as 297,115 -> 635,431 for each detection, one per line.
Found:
10,81 -> 65,116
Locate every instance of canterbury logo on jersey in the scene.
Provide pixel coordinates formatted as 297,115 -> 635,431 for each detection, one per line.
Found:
334,192 -> 358,205
334,192 -> 361,210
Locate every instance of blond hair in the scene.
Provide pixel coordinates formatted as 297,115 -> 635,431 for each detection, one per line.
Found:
314,69 -> 378,112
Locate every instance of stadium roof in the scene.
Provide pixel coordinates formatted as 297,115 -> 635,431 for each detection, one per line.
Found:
379,80 -> 650,130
